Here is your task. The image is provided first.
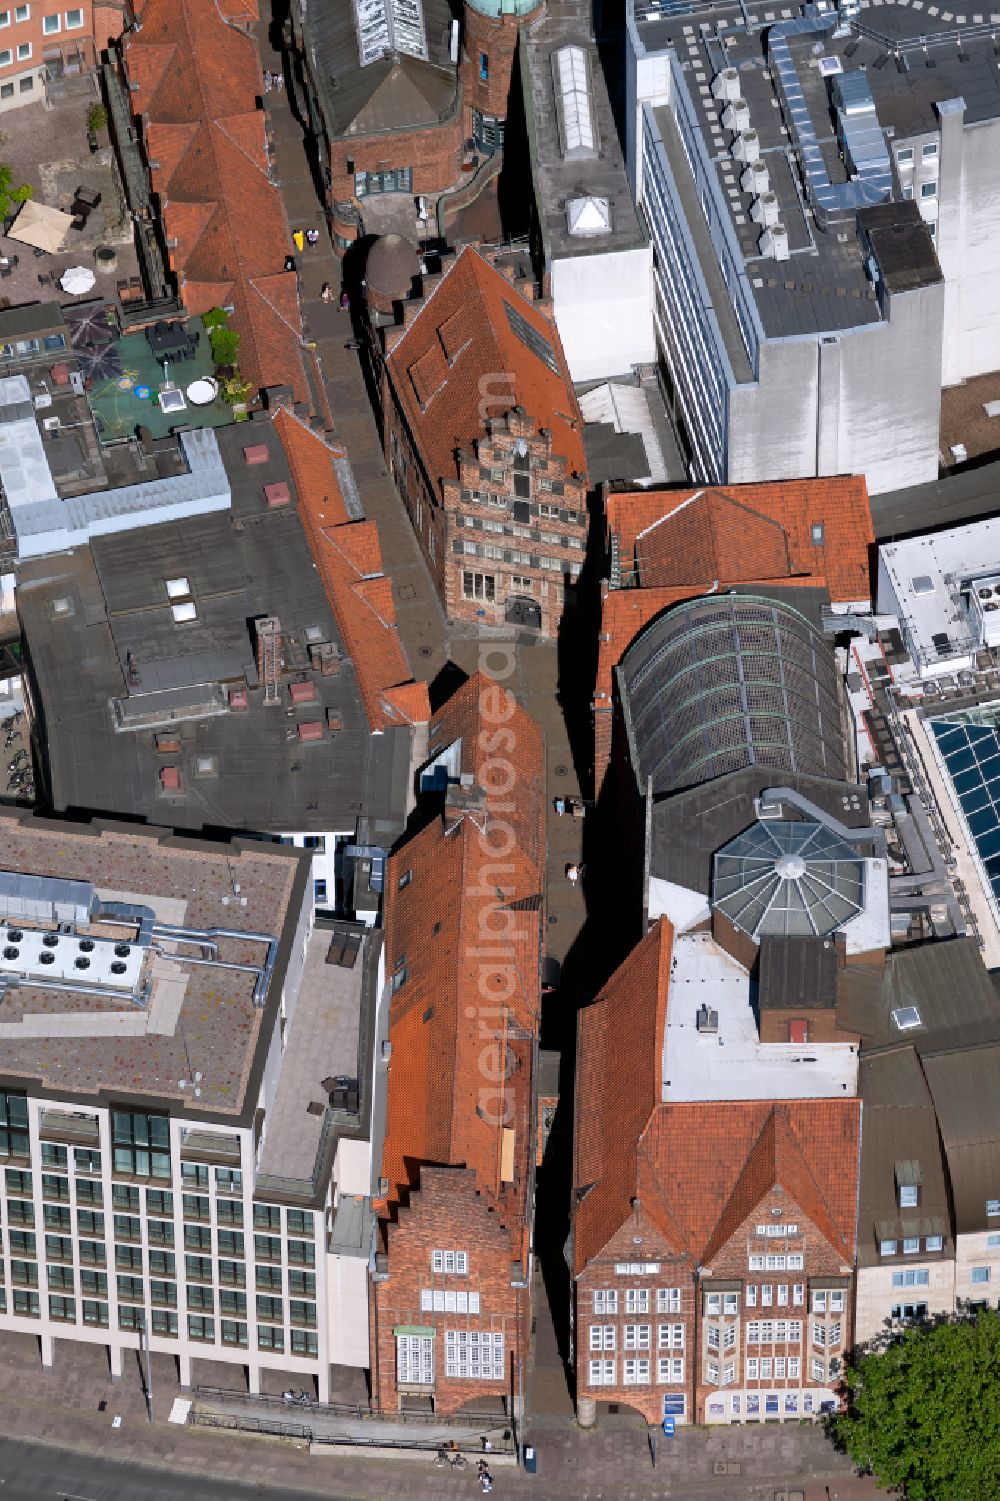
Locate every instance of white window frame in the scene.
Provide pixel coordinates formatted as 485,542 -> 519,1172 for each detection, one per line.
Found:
588,1358 -> 615,1387
656,1287 -> 681,1312
899,1184 -> 918,1208
396,1332 -> 433,1385
657,1323 -> 684,1349
623,1323 -> 651,1351
65,7 -> 83,24
657,1356 -> 683,1383
622,1357 -> 650,1386
15,38 -> 29,58
624,1288 -> 649,1314
431,1250 -> 468,1275
444,1328 -> 504,1380
14,2 -> 28,19
592,1289 -> 618,1314
42,11 -> 59,30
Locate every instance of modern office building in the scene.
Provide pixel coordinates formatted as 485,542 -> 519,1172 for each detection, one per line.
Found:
625,0 -> 958,492
0,807 -> 382,1397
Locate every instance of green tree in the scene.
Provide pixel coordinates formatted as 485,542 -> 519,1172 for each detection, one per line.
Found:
209,326 -> 240,368
0,165 -> 31,222
86,102 -> 108,134
834,1311 -> 1000,1500
201,307 -> 230,332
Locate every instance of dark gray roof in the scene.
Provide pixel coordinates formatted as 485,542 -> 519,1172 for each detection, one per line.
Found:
521,0 -> 647,262
922,1045 -> 1000,1235
302,0 -> 457,140
856,1048 -> 951,1265
19,417 -> 412,839
582,423 -> 651,489
858,201 -> 942,295
871,458 -> 1000,540
841,937 -> 1000,1055
0,300 -> 69,343
757,935 -> 839,1012
648,768 -> 870,895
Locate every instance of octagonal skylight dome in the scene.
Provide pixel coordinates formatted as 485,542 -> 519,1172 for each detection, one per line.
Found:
712,820 -> 865,940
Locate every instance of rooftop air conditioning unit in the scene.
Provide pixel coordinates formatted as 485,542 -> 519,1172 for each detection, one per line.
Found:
741,160 -> 770,196
733,129 -> 760,164
33,393 -> 52,410
696,1005 -> 719,1035
722,97 -> 751,133
760,222 -> 790,261
712,67 -> 741,102
752,191 -> 781,227
41,416 -> 60,432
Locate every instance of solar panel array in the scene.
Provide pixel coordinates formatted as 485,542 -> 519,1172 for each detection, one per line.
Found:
930,716 -> 1000,905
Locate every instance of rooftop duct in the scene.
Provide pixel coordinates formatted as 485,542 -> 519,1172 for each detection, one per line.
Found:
768,5 -> 892,230
733,129 -> 760,164
741,160 -> 770,196
712,67 -> 741,102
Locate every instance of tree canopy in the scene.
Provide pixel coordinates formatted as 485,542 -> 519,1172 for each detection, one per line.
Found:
0,164 -> 31,223
834,1311 -> 1000,1500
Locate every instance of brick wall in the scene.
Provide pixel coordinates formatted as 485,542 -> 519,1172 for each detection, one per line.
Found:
460,5 -> 540,124
383,371 -> 448,600
371,1166 -> 528,1415
329,112 -> 465,208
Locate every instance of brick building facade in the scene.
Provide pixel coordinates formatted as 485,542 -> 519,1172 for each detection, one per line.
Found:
381,243 -> 589,638
294,0 -> 541,255
369,674 -> 545,1415
573,920 -> 862,1427
0,0 -> 95,112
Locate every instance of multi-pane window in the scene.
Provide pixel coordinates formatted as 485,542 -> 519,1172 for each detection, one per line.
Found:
215,1169 -> 242,1196
75,1149 -> 101,1175
47,1265 -> 74,1291
288,1270 -> 316,1298
220,1290 -> 247,1318
9,1229 -> 35,1257
113,1186 -> 140,1213
13,1290 -> 39,1316
217,1230 -> 244,1258
8,1200 -> 32,1225
216,1203 -> 243,1228
10,1260 -> 36,1286
256,1265 -> 282,1290
83,1300 -> 108,1327
290,1299 -> 317,1327
183,1195 -> 210,1223
258,1326 -> 284,1353
150,1280 -> 177,1307
254,1205 -> 280,1231
444,1330 -> 504,1380
625,1289 -> 649,1313
149,1250 -> 175,1278
78,1241 -> 106,1266
0,1092 -> 28,1158
152,1310 -> 178,1336
185,1255 -> 212,1282
117,1275 -> 143,1302
147,1219 -> 174,1247
116,1246 -> 142,1272
286,1211 -> 314,1236
462,572 -> 496,603
114,1215 -> 140,1242
589,1325 -> 615,1351
254,1235 -> 281,1263
291,1331 -> 318,1357
41,1144 -> 67,1170
182,1164 -> 209,1190
623,1324 -> 651,1350
658,1357 -> 684,1382
218,1260 -> 246,1287
256,1295 -> 283,1323
746,1321 -> 802,1343
592,1289 -> 618,1313
184,1226 -> 212,1252
656,1288 -> 682,1312
45,1236 -> 72,1262
80,1270 -> 107,1297
112,1110 -> 170,1180
622,1358 -> 650,1385
187,1315 -> 215,1342
420,1288 -> 480,1313
146,1190 -> 174,1218
187,1284 -> 213,1312
5,1169 -> 31,1195
43,1206 -> 71,1232
287,1240 -> 315,1267
221,1319 -> 248,1347
396,1333 -> 433,1384
588,1359 -> 615,1386
75,1179 -> 102,1206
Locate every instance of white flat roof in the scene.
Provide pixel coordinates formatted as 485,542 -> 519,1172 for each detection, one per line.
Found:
661,931 -> 858,1102
878,518 -> 1000,672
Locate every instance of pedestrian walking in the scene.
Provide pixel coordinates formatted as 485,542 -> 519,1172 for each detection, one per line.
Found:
553,797 -> 565,817
320,282 -> 334,303
292,229 -> 305,254
306,227 -> 320,248
273,71 -> 284,90
263,69 -> 272,93
565,863 -> 580,885
481,1436 -> 492,1453
339,290 -> 350,311
283,255 -> 296,272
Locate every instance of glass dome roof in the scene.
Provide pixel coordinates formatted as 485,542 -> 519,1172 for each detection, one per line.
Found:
712,820 -> 865,940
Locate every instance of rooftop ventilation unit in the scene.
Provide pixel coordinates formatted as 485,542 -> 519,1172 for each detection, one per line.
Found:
722,98 -> 751,133
733,129 -> 760,164
741,160 -> 770,196
711,67 -> 741,102
818,54 -> 844,75
969,573 -> 1000,647
696,1005 -> 719,1034
752,192 -> 781,227
760,223 -> 790,261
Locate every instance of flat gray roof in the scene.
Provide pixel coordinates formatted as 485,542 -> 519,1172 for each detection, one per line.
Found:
871,457 -> 1000,538
523,0 -> 647,262
18,417 -> 410,837
633,0 -> 973,343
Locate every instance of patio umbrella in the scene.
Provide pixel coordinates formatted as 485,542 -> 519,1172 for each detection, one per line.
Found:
60,265 -> 96,295
78,343 -> 123,382
64,302 -> 115,347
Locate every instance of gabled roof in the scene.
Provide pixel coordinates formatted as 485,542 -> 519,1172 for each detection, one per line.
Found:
385,246 -> 586,489
573,919 -> 677,1274
377,688 -> 545,1227
126,0 -> 312,408
274,408 -> 429,731
607,479 -> 874,606
425,671 -> 546,867
574,921 -> 861,1274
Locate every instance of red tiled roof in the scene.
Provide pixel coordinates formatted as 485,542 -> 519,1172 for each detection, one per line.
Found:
385,246 -> 587,489
606,479 -> 874,605
427,671 -> 546,868
377,681 -> 545,1224
273,408 -> 429,730
574,919 -> 679,1274
126,1 -> 311,408
573,924 -> 862,1274
639,1099 -> 861,1269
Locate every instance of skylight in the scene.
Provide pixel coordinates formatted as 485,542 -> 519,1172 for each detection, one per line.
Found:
503,301 -> 559,376
354,0 -> 427,66
552,45 -> 597,159
891,1005 -> 922,1031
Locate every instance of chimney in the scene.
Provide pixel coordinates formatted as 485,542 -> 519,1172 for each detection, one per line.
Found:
255,615 -> 282,704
